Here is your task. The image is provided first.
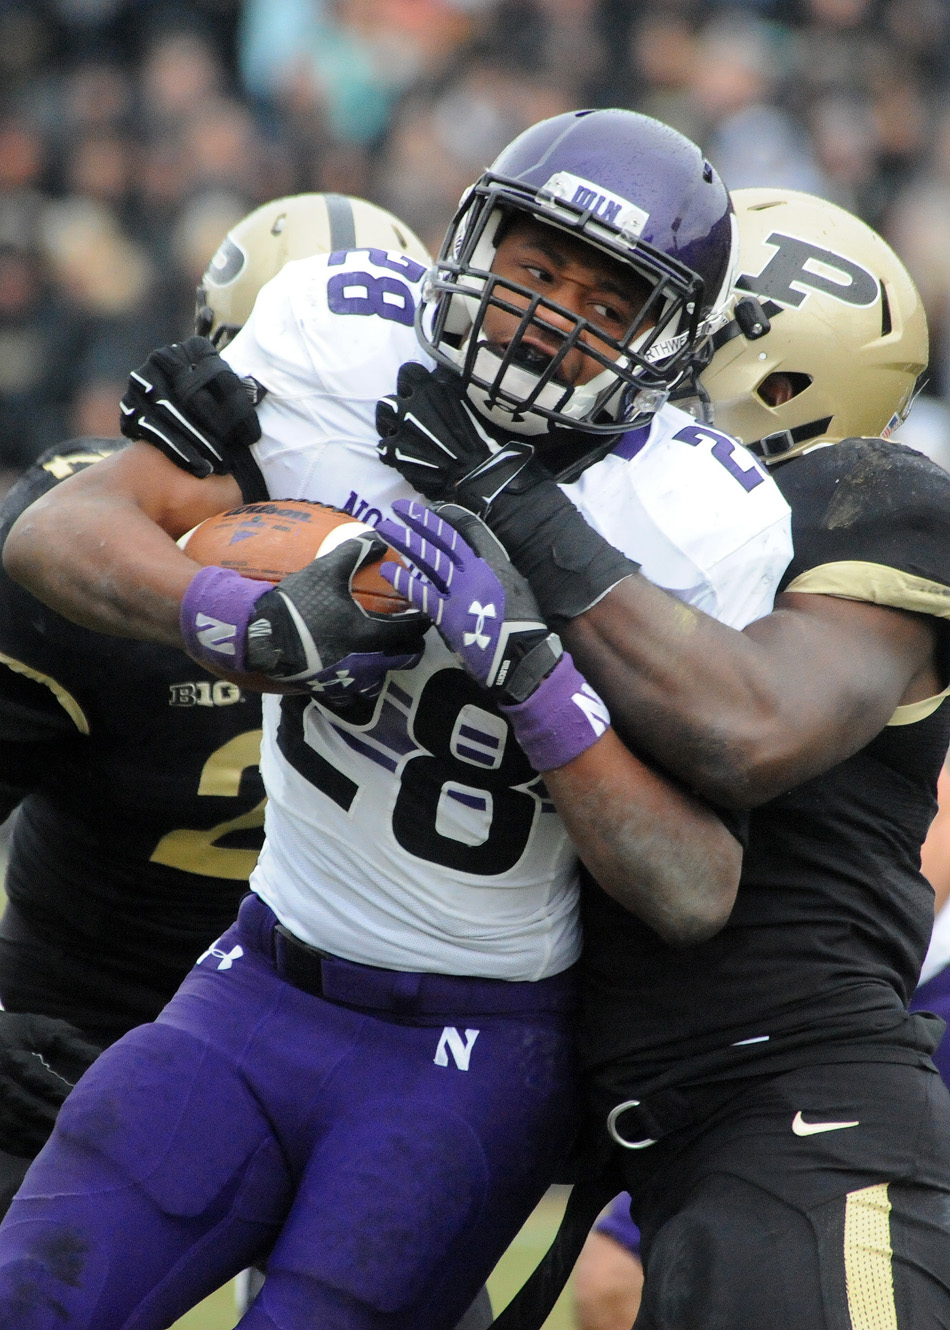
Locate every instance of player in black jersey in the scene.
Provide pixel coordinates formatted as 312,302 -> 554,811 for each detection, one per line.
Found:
367,189 -> 950,1328
0,434 -> 270,1321
0,440 -> 265,1032
569,189 -> 950,1330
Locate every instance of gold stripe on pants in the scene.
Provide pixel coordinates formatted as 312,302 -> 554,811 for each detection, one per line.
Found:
844,1183 -> 898,1330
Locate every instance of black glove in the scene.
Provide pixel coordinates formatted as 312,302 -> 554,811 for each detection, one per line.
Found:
377,362 -> 639,625
120,335 -> 263,478
0,1012 -> 101,1157
376,361 -> 500,499
244,532 -> 429,703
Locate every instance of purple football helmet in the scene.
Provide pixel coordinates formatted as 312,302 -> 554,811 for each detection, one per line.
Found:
417,108 -> 737,437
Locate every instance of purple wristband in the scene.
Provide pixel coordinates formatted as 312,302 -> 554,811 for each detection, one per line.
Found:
180,565 -> 269,674
500,652 -> 610,771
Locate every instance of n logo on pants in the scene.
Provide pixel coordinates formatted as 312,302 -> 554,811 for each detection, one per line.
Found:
434,1027 -> 480,1070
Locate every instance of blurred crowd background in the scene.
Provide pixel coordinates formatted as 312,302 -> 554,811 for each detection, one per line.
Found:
1,0 -> 949,492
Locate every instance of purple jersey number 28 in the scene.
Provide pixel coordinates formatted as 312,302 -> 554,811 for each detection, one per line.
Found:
326,249 -> 428,327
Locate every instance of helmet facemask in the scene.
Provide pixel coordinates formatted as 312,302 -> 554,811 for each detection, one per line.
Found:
418,175 -> 724,437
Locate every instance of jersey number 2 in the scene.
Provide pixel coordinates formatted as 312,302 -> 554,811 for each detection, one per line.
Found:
149,730 -> 265,879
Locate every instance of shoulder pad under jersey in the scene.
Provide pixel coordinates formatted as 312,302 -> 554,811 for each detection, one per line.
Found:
775,438 -> 950,618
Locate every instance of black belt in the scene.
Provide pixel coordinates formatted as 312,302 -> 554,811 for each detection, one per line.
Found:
271,921 -> 575,1017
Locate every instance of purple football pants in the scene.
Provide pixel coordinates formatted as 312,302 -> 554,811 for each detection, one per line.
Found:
0,894 -> 580,1329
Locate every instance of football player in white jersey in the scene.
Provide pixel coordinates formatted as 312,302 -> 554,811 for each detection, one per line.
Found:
0,111 -> 790,1329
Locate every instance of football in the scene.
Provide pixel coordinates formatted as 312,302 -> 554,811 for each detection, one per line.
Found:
178,499 -> 411,695
179,499 -> 409,614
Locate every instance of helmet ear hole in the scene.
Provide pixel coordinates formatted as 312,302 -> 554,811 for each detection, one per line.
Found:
756,371 -> 811,408
880,281 -> 892,337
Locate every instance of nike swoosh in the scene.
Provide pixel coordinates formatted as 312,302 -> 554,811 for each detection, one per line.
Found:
792,1111 -> 860,1137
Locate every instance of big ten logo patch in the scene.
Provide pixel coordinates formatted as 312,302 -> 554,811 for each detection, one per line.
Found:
170,680 -> 245,707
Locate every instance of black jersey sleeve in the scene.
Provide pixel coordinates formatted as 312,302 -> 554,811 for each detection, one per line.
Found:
0,441 -> 121,753
1,439 -> 125,520
0,665 -> 79,743
774,438 -> 950,616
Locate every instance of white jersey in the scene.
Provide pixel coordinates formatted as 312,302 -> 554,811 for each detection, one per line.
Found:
224,248 -> 792,981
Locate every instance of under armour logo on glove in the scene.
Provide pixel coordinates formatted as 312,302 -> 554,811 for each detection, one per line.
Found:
464,601 -> 497,650
377,500 -> 556,699
313,667 -> 357,693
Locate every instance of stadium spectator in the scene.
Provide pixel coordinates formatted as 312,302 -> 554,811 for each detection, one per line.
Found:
1,1 -> 949,481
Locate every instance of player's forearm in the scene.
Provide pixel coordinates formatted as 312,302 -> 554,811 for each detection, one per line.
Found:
562,578 -> 925,808
3,443 -> 242,647
544,731 -> 742,946
4,491 -> 193,645
561,576 -> 786,805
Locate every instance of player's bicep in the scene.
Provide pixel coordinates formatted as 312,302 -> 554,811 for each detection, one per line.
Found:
78,441 -> 243,536
748,590 -> 940,733
7,442 -> 241,544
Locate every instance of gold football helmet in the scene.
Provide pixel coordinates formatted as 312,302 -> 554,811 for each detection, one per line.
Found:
195,193 -> 432,348
699,187 -> 928,464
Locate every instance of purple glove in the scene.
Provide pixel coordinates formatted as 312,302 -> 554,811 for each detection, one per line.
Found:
181,530 -> 426,704
377,500 -> 610,769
